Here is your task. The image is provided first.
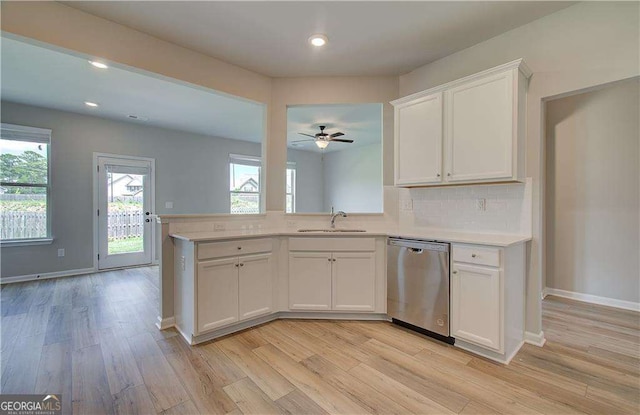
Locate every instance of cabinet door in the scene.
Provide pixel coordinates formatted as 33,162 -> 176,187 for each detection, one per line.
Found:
445,70 -> 514,182
395,92 -> 443,185
450,263 -> 502,352
238,253 -> 272,320
332,252 -> 376,311
197,258 -> 239,333
289,252 -> 332,310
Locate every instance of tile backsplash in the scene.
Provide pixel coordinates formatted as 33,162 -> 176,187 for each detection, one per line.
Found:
398,179 -> 532,235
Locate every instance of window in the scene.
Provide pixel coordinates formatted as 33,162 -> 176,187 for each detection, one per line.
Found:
229,154 -> 261,214
0,123 -> 52,242
286,162 -> 296,213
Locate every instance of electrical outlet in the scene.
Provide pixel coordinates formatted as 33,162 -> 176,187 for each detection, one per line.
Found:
57,248 -> 65,257
165,201 -> 173,209
214,223 -> 226,231
476,198 -> 487,211
180,256 -> 186,271
400,199 -> 413,211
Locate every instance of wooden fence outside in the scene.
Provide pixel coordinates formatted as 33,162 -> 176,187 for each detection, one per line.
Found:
1,211 -> 144,240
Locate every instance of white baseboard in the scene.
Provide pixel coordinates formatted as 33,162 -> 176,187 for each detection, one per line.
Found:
156,316 -> 176,330
524,330 -> 546,347
0,267 -> 95,284
543,287 -> 640,312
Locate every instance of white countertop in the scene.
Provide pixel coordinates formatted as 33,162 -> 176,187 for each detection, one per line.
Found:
170,228 -> 531,247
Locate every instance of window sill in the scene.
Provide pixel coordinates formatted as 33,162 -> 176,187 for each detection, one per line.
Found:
1,238 -> 54,247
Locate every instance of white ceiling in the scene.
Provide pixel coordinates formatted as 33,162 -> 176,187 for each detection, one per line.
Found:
1,37 -> 265,142
287,103 -> 382,153
63,1 -> 574,77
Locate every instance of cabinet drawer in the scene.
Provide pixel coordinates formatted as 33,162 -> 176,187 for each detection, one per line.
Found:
289,237 -> 375,252
198,238 -> 272,260
452,245 -> 501,267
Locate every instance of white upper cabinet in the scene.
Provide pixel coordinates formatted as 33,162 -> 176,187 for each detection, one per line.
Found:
394,92 -> 443,185
392,59 -> 531,187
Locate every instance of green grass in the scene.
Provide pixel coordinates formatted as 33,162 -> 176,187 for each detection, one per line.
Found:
108,236 -> 143,255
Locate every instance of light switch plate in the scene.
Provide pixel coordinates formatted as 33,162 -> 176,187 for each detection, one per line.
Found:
165,201 -> 174,209
57,248 -> 65,257
476,198 -> 487,211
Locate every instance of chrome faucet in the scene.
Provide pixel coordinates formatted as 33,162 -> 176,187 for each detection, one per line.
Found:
330,211 -> 347,228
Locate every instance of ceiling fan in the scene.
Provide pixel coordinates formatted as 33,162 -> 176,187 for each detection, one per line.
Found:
293,125 -> 354,149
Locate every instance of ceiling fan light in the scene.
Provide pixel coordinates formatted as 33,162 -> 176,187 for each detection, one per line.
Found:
315,140 -> 330,149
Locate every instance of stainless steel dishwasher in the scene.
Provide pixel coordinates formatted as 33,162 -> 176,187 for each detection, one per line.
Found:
387,238 -> 453,344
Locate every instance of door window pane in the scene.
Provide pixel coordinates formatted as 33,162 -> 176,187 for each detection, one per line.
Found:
107,172 -> 144,254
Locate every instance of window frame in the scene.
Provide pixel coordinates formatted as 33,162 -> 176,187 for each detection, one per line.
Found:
286,162 -> 296,214
229,153 -> 263,215
0,123 -> 53,245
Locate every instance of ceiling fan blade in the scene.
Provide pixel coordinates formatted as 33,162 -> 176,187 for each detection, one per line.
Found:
298,133 -> 316,138
291,139 -> 315,143
328,138 -> 354,143
330,132 -> 344,138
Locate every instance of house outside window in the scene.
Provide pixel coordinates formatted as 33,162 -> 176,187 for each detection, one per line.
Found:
0,123 -> 52,242
229,154 -> 261,214
286,162 -> 296,213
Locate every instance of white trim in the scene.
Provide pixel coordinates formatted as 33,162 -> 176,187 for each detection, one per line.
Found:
454,338 -> 524,364
93,152 -> 156,271
524,330 -> 546,347
1,238 -> 54,247
155,316 -> 176,330
1,267 -> 95,284
543,287 -> 640,312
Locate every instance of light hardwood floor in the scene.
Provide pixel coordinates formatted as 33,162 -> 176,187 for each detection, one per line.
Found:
1,267 -> 638,414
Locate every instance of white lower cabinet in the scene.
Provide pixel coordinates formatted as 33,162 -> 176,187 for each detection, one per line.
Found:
450,243 -> 525,363
332,252 -> 376,311
197,257 -> 239,333
238,254 -> 273,320
197,253 -> 272,333
288,238 -> 378,312
450,263 -> 502,352
289,252 -> 332,310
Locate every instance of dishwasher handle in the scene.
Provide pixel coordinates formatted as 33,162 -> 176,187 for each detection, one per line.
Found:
388,238 -> 449,253
408,248 -> 424,254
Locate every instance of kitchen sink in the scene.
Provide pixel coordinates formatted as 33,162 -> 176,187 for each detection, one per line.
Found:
297,229 -> 367,233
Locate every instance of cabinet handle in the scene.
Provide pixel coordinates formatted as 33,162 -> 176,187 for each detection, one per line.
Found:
471,254 -> 477,258
332,258 -> 336,262
452,270 -> 458,274
235,264 -> 239,268
436,173 -> 441,177
328,258 -> 332,262
239,263 -> 244,267
447,173 -> 451,177
237,247 -> 242,250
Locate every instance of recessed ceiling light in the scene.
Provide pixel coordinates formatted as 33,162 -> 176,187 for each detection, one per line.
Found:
308,34 -> 328,47
84,101 -> 99,108
89,60 -> 108,69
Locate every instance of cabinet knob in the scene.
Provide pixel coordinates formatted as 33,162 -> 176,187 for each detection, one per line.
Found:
235,264 -> 239,268
436,173 -> 441,177
328,258 -> 332,262
447,173 -> 451,177
452,270 -> 458,274
239,263 -> 244,267
471,254 -> 477,258
237,246 -> 242,250
332,258 -> 336,262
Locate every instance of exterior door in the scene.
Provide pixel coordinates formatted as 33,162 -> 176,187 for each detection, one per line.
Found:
97,156 -> 153,269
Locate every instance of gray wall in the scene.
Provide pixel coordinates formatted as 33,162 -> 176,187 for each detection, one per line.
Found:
287,149 -> 324,213
323,143 -> 383,213
545,78 -> 640,303
0,101 -> 264,277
